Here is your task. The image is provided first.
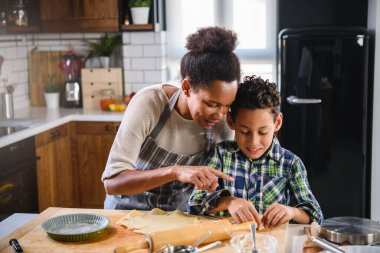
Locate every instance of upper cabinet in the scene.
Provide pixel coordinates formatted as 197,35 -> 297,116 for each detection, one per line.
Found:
0,0 -> 165,34
40,0 -> 119,33
119,0 -> 165,31
0,0 -> 40,34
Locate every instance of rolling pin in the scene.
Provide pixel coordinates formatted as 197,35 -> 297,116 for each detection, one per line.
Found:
114,219 -> 253,253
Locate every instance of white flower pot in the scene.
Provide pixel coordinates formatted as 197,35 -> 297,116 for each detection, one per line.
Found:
44,92 -> 60,109
131,7 -> 150,25
99,56 -> 111,68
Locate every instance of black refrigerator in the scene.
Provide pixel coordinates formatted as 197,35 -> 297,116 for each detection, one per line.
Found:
277,27 -> 370,219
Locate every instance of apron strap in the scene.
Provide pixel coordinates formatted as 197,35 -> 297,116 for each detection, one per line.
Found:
150,88 -> 182,139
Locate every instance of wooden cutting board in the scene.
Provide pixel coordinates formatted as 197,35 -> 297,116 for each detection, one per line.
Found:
0,208 -> 288,253
28,50 -> 66,106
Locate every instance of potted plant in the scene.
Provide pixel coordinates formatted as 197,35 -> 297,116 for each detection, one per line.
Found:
44,74 -> 60,109
84,33 -> 122,68
129,0 -> 152,25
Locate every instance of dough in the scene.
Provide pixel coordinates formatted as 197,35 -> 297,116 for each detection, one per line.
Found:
118,208 -> 203,234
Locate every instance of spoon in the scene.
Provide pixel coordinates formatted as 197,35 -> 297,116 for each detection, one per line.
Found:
0,55 -> 4,75
250,223 -> 258,253
198,241 -> 223,252
176,231 -> 212,253
193,231 -> 212,248
304,227 -> 345,253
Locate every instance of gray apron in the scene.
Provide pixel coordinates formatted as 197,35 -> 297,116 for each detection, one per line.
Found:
104,89 -> 211,211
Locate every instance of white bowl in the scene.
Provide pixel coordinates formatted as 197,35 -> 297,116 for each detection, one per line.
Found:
230,233 -> 278,253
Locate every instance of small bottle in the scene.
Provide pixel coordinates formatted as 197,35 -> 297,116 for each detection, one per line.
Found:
9,0 -> 28,27
100,89 -> 116,111
0,12 -> 6,27
123,14 -> 130,25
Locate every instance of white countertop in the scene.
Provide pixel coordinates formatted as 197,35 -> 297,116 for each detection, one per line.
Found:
0,106 -> 124,148
0,213 -> 38,240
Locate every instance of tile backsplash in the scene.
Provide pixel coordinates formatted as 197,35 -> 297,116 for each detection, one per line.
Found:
0,31 -> 168,110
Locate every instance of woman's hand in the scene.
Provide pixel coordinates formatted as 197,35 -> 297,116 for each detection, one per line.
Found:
172,166 -> 234,192
261,203 -> 295,228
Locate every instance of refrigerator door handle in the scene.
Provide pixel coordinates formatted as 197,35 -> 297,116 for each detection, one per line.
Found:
286,96 -> 322,105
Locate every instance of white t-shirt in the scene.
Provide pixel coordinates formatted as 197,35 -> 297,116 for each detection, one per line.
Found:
101,84 -> 234,181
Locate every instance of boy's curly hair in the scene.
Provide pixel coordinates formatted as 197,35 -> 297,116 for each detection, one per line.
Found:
230,75 -> 281,121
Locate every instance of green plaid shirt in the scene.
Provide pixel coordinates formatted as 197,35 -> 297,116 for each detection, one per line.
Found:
188,136 -> 323,224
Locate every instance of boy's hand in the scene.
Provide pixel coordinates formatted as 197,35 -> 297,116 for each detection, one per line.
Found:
226,197 -> 262,225
173,166 -> 234,192
262,202 -> 295,227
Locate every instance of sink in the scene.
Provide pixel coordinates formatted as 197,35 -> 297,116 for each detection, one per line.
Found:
0,118 -> 37,127
0,126 -> 28,137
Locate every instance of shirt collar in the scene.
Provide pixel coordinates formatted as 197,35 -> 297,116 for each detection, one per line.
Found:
228,135 -> 283,163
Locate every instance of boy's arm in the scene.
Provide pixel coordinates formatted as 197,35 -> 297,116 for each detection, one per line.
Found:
289,158 -> 324,224
187,145 -> 231,215
262,202 -> 310,227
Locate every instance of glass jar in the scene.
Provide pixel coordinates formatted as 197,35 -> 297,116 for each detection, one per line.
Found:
100,89 -> 116,111
9,0 -> 28,27
0,12 -> 6,27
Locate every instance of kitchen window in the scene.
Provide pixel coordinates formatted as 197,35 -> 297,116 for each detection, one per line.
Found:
166,0 -> 277,82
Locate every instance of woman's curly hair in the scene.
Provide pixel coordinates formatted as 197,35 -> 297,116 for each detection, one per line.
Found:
230,75 -> 281,121
180,26 -> 241,89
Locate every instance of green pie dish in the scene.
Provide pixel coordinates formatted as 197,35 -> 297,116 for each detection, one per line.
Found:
41,213 -> 109,242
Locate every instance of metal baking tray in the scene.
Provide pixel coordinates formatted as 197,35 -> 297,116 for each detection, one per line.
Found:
320,217 -> 380,245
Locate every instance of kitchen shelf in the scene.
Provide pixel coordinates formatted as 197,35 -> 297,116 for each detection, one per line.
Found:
121,24 -> 154,31
6,25 -> 40,33
119,0 -> 165,32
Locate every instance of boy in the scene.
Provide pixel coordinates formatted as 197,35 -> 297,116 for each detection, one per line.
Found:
188,75 -> 323,227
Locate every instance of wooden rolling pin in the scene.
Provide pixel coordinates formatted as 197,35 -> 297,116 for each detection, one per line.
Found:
114,219 -> 253,253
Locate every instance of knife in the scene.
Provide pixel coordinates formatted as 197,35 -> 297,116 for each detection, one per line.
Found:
9,238 -> 24,253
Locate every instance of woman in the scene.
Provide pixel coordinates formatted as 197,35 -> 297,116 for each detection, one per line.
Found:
102,26 -> 241,211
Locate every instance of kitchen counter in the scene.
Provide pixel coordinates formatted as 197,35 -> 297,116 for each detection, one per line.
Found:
0,207 -> 322,253
0,106 -> 124,148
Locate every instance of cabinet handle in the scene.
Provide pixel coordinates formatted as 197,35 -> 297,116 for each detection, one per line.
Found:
105,124 -> 113,132
79,0 -> 84,17
50,130 -> 61,139
286,96 -> 322,105
68,0 -> 73,17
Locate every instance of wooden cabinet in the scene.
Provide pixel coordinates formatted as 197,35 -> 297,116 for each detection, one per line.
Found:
35,123 -> 75,212
40,0 -> 119,33
74,121 -> 120,208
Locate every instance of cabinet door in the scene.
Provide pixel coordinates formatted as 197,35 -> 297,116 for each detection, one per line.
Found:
40,0 -> 118,32
75,121 -> 119,208
35,123 -> 74,212
80,0 -> 119,32
40,0 -> 72,20
40,0 -> 81,32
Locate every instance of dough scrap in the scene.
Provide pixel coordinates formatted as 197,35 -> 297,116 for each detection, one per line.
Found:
118,208 -> 202,234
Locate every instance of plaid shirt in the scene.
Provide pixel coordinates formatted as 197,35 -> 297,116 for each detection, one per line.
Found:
188,136 -> 323,224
